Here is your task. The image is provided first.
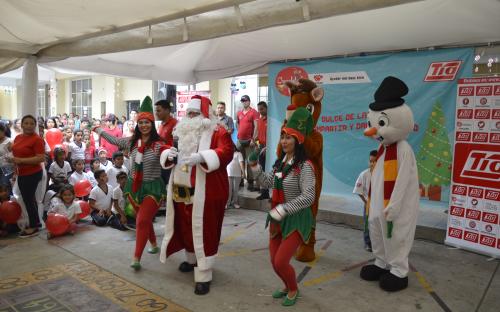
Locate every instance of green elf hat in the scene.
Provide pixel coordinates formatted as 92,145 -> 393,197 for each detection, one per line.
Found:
137,96 -> 155,123
281,107 -> 313,144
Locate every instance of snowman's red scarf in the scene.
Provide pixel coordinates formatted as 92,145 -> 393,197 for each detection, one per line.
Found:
367,143 -> 397,238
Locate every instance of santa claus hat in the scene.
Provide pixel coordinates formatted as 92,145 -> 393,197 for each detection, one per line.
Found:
186,95 -> 212,118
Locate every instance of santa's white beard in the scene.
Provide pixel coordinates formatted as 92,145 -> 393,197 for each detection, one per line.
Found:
173,115 -> 218,160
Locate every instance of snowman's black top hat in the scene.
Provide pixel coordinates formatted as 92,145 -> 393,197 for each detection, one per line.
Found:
369,76 -> 408,111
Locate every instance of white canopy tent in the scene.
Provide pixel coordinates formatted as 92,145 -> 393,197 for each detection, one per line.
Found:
1,0 -> 500,113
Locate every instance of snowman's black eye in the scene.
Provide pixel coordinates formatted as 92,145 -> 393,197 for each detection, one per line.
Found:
379,120 -> 385,126
378,115 -> 389,127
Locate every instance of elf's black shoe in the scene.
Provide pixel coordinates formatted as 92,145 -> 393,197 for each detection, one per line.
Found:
360,264 -> 390,281
194,282 -> 211,295
379,272 -> 408,292
178,261 -> 195,273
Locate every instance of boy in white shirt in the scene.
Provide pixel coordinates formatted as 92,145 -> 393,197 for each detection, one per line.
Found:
67,129 -> 86,165
106,151 -> 128,190
69,159 -> 95,186
112,172 -> 135,230
89,169 -> 113,226
48,147 -> 72,184
97,148 -> 113,171
353,150 -> 377,251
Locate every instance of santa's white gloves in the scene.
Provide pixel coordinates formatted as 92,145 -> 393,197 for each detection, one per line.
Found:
269,204 -> 287,222
383,204 -> 400,222
160,147 -> 178,168
183,153 -> 204,166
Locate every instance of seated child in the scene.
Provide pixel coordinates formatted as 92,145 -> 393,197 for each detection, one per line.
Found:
112,172 -> 135,230
48,147 -> 72,185
69,159 -> 95,187
89,169 -> 125,230
47,184 -> 81,239
106,151 -> 128,190
0,184 -> 20,237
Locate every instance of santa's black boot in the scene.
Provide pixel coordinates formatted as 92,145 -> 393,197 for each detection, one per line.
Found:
194,281 -> 211,295
379,272 -> 408,292
360,264 -> 390,281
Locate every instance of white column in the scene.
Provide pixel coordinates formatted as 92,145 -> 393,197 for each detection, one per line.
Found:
21,56 -> 38,117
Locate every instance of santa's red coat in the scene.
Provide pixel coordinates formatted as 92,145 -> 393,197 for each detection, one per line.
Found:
160,126 -> 233,271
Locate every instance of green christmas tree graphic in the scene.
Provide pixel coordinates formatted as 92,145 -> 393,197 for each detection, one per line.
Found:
416,100 -> 452,201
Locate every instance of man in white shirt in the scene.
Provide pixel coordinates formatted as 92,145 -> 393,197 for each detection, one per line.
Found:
353,150 -> 377,251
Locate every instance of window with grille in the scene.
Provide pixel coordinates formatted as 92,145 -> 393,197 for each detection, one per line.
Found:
37,86 -> 47,117
71,78 -> 92,118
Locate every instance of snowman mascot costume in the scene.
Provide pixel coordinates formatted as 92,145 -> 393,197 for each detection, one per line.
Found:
360,76 -> 419,292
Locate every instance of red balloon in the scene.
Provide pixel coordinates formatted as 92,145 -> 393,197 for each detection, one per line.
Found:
74,180 -> 92,197
46,128 -> 63,148
0,200 -> 22,224
78,200 -> 90,219
46,213 -> 70,236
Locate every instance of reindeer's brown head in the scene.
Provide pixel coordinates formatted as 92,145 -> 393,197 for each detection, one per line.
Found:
284,78 -> 323,127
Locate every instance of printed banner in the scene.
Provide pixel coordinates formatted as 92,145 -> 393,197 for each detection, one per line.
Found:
445,77 -> 500,257
176,90 -> 211,119
268,48 -> 473,211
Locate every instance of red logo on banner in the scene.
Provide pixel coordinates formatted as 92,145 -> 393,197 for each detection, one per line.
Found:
469,187 -> 484,198
474,109 -> 491,119
493,110 -> 500,119
448,227 -> 463,239
453,144 -> 500,187
480,235 -> 496,247
452,185 -> 468,195
450,206 -> 465,217
424,61 -> 462,81
485,189 -> 500,201
313,75 -> 323,82
472,132 -> 489,143
494,85 -> 500,96
456,132 -> 471,142
476,86 -> 493,96
459,86 -> 474,96
464,231 -> 479,243
466,209 -> 481,220
480,98 -> 488,105
457,109 -> 473,119
490,133 -> 500,144
275,66 -> 309,96
482,212 -> 498,224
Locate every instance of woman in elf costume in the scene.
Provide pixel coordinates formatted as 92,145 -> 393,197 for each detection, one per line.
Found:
94,96 -> 168,270
249,107 -> 316,307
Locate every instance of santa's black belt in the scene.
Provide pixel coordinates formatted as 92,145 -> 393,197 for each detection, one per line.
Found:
173,184 -> 195,203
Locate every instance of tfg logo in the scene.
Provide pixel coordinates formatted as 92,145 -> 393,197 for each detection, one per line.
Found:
464,231 -> 479,243
461,151 -> 500,182
452,185 -> 467,195
482,212 -> 498,224
466,209 -> 481,221
480,235 -> 496,247
472,132 -> 488,143
424,61 -> 462,81
490,133 -> 500,144
495,85 -> 500,96
474,109 -> 491,119
485,189 -> 500,201
450,206 -> 465,217
459,86 -> 474,96
493,110 -> 500,120
468,187 -> 484,198
476,85 -> 493,96
448,227 -> 463,239
456,132 -> 471,142
457,109 -> 473,119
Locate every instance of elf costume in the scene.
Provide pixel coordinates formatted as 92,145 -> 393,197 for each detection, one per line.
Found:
251,107 -> 316,306
360,76 -> 420,292
95,96 -> 168,269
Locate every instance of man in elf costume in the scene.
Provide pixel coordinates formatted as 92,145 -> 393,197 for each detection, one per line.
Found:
360,76 -> 420,292
281,78 -> 324,262
159,95 -> 233,295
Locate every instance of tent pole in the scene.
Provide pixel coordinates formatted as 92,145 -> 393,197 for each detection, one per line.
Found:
21,56 -> 38,118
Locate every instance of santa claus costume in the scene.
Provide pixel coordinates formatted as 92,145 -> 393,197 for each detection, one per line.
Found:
160,95 -> 233,295
360,76 -> 420,292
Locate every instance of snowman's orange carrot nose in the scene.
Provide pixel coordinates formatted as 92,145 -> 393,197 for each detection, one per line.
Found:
364,127 -> 377,136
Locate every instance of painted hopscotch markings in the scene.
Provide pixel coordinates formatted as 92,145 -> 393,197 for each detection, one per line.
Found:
409,263 -> 452,312
0,259 -> 188,312
220,221 -> 256,245
296,240 -> 333,283
302,258 -> 374,287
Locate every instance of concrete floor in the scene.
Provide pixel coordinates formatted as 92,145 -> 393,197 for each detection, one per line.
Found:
0,208 -> 499,312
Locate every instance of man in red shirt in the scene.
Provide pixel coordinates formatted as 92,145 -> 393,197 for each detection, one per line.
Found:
236,95 -> 260,191
155,99 -> 177,185
255,101 -> 269,200
100,114 -> 122,158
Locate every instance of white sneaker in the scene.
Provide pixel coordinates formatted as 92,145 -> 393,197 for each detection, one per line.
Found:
234,204 -> 241,209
